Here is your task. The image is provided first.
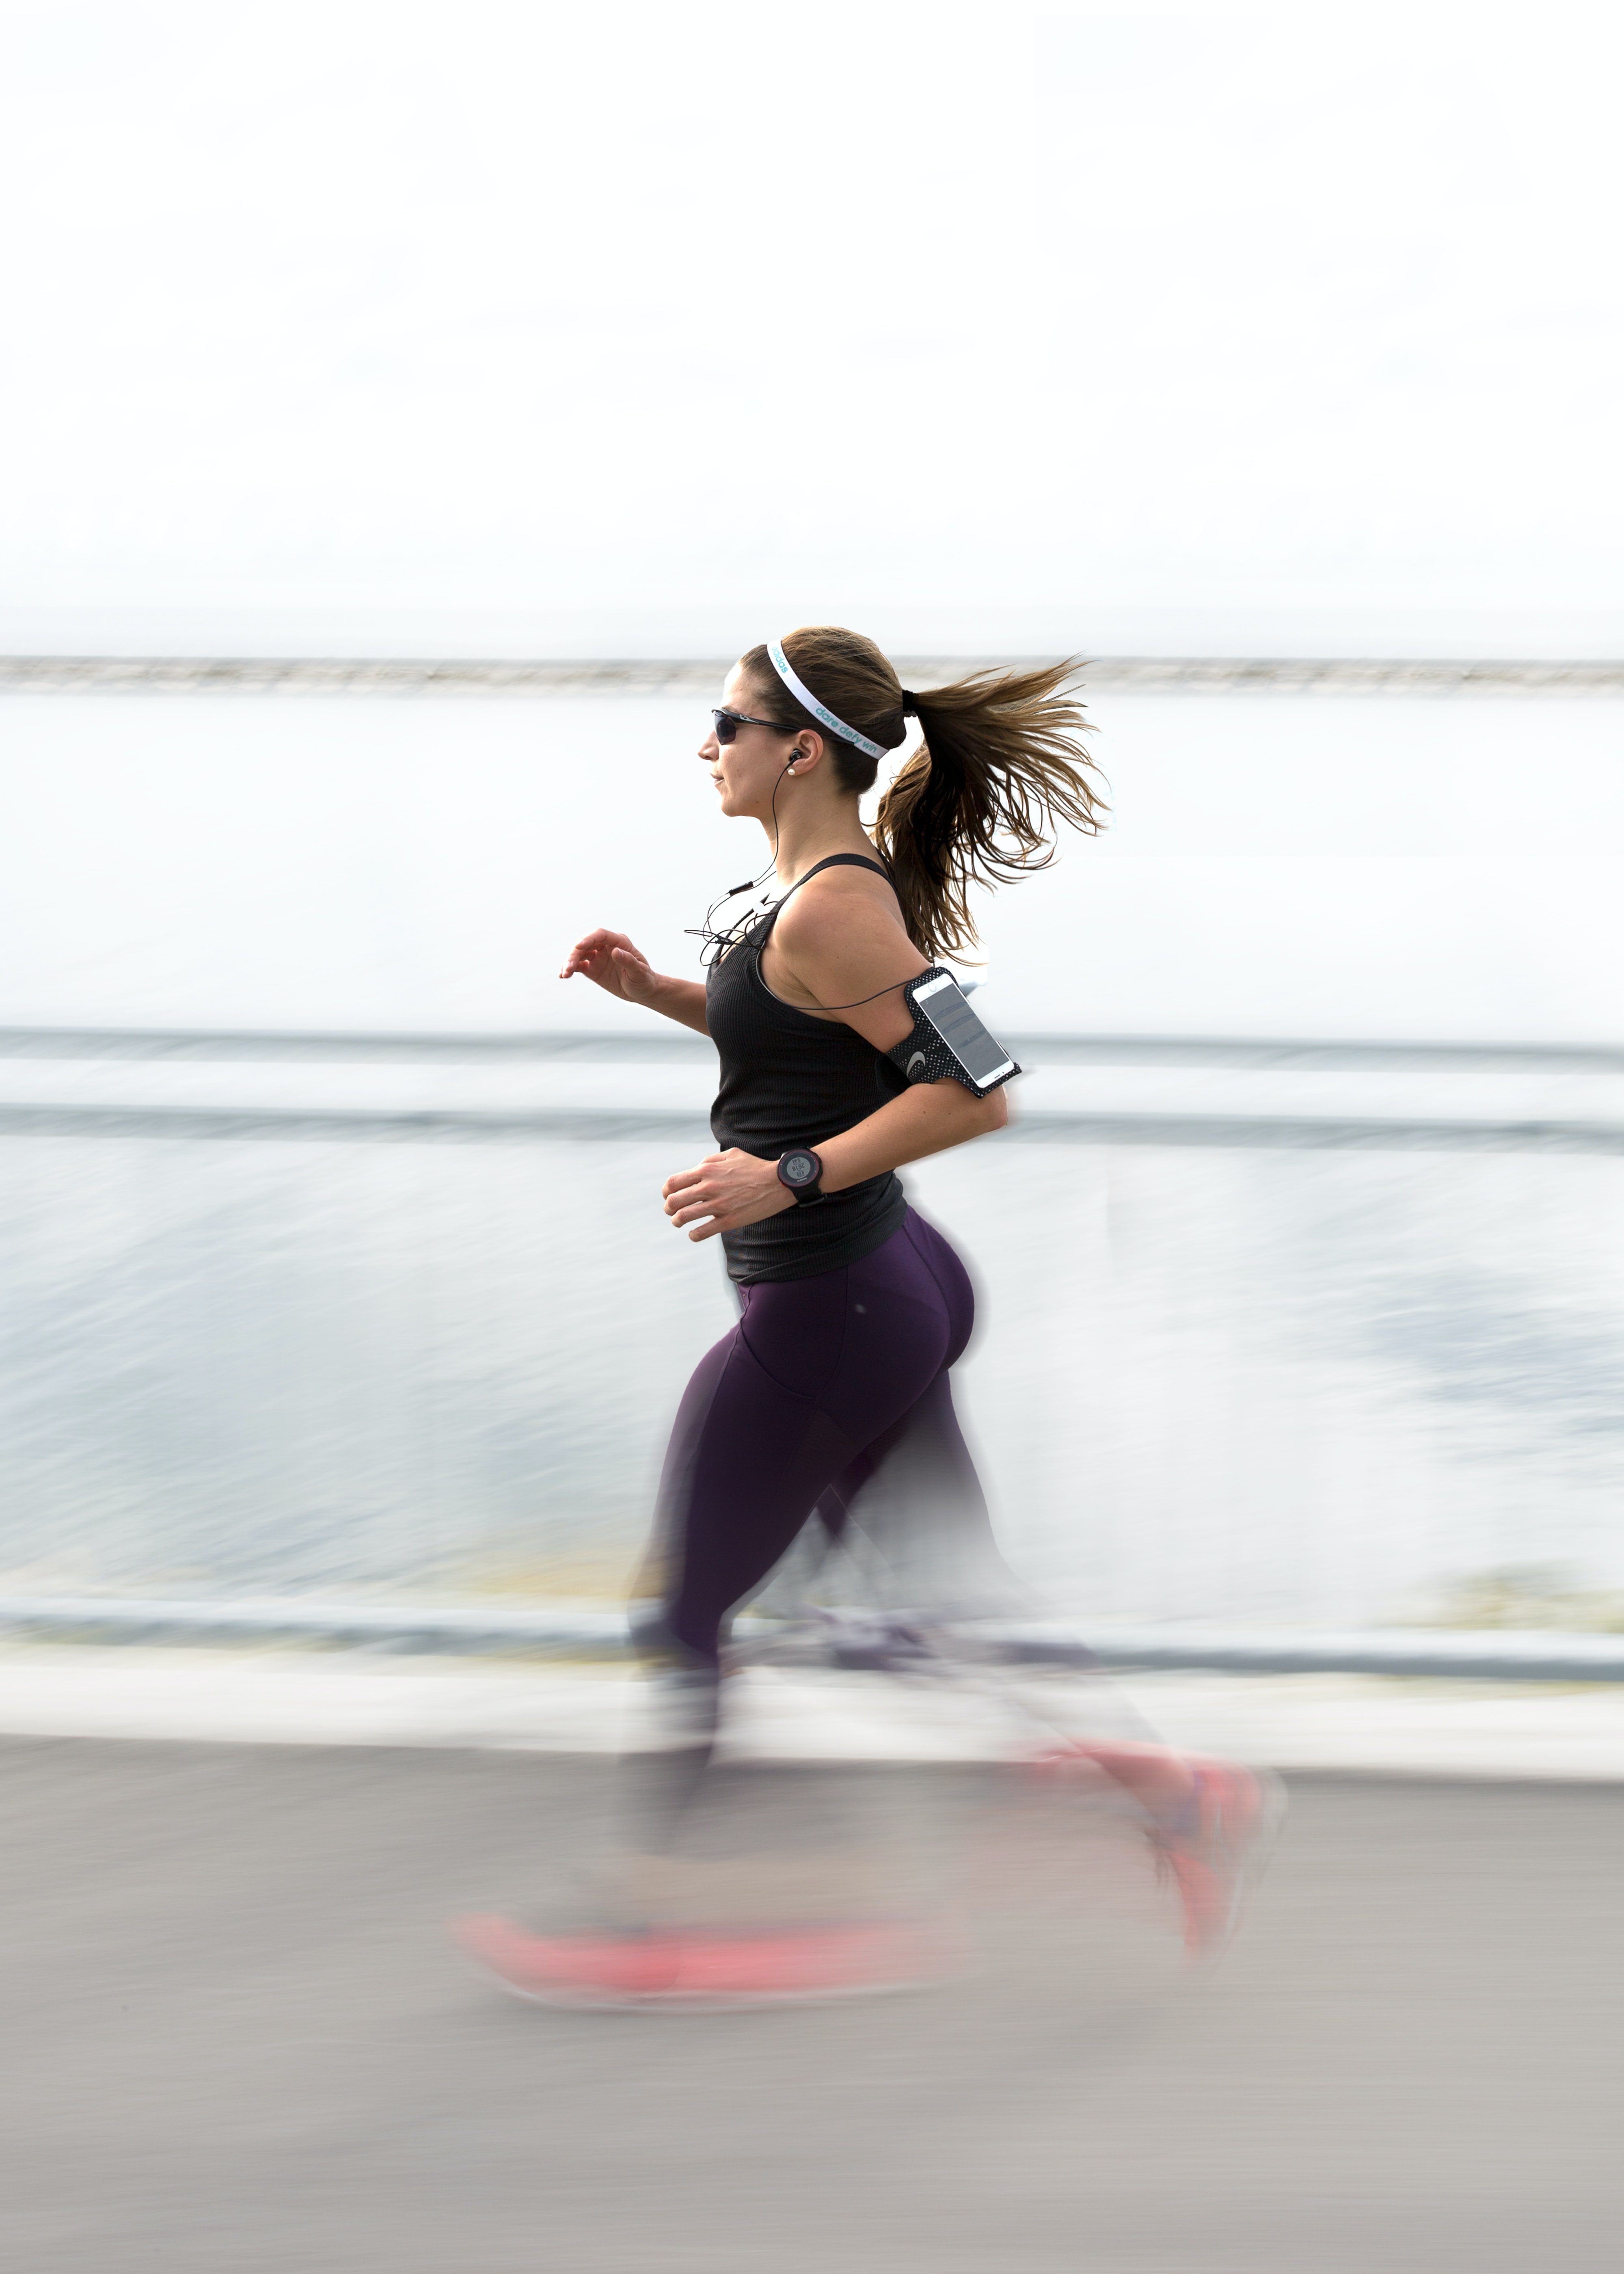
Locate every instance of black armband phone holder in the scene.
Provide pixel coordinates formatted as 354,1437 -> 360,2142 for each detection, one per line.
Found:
885,968 -> 1021,1100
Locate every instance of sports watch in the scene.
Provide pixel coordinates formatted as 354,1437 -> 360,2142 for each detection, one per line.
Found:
775,1146 -> 826,1205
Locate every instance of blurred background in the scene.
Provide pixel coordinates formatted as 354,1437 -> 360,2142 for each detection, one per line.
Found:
3,685 -> 1622,1628
1,0 -> 1620,1633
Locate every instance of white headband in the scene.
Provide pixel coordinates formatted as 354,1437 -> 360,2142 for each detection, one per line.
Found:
767,638 -> 889,763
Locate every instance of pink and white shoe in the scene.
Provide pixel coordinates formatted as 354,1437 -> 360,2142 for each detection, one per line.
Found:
1153,1759 -> 1284,1957
452,1913 -> 954,2009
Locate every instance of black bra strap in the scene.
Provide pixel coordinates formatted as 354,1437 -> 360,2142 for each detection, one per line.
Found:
794,853 -> 892,884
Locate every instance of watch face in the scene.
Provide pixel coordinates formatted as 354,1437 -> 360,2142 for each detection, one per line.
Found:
781,1150 -> 818,1186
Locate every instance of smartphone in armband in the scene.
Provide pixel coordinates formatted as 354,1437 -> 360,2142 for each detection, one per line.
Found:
887,969 -> 1021,1099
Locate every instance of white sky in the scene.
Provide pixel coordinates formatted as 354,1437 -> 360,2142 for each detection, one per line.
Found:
2,0 -> 1622,654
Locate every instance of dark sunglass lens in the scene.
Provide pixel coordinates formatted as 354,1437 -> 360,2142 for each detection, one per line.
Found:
712,709 -> 739,744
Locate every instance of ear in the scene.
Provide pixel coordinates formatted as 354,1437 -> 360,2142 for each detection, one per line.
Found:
789,730 -> 826,772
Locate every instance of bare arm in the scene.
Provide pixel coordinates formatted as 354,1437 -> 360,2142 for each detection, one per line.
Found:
661,1054 -> 1007,1240
660,871 -> 1009,1241
816,1077 -> 1007,1190
559,928 -> 709,1037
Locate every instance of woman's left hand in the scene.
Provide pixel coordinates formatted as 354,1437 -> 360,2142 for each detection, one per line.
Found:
662,1150 -> 793,1241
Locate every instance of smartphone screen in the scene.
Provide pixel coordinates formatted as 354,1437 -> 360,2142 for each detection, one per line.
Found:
913,974 -> 1016,1086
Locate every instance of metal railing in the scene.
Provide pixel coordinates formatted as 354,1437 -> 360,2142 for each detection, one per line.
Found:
0,1027 -> 1619,1152
3,655 -> 1622,696
0,1024 -> 1620,1633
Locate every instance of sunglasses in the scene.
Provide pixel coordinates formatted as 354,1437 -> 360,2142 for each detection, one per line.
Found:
711,707 -> 796,744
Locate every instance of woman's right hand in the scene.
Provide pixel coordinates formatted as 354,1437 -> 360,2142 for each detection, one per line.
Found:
559,928 -> 662,1006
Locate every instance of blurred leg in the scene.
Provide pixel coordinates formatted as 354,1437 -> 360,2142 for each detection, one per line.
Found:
812,1367 -> 1031,1615
662,1252 -> 952,1664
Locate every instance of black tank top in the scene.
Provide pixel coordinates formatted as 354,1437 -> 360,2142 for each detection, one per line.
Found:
706,853 -> 910,1284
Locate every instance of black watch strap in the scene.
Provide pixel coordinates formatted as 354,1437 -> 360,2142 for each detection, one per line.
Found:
776,1146 -> 825,1204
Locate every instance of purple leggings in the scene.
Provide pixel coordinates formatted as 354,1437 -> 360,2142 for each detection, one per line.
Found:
652,1209 -> 1006,1669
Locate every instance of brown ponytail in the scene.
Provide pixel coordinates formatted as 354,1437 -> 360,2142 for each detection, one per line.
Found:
740,625 -> 1106,962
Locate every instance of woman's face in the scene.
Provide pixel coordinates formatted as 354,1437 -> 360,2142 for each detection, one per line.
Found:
699,664 -> 801,821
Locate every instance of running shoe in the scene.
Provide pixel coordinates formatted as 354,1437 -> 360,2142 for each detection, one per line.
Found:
452,1913 -> 952,2009
454,1915 -> 682,2002
1152,1758 -> 1284,1958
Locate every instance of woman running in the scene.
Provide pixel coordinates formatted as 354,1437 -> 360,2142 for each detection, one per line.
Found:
459,626 -> 1273,2002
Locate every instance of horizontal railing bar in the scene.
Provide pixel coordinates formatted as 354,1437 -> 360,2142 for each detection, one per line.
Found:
1002,1113 -> 1624,1154
4,1594 -> 1624,1680
0,1027 -> 1620,1072
2,655 -> 1622,696
1011,1623 -> 1624,1682
0,1595 -> 631,1654
1013,1035 -> 1624,1073
0,1102 -> 1620,1152
0,1026 -> 716,1062
0,1104 -> 713,1143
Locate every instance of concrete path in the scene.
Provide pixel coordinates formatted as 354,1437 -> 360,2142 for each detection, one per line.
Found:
1,1738 -> 1619,2272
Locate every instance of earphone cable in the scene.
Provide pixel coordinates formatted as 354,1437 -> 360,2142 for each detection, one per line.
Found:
685,760 -> 918,1008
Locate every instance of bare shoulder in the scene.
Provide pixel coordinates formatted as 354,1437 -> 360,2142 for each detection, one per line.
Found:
774,860 -> 908,955
765,858 -> 924,1030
